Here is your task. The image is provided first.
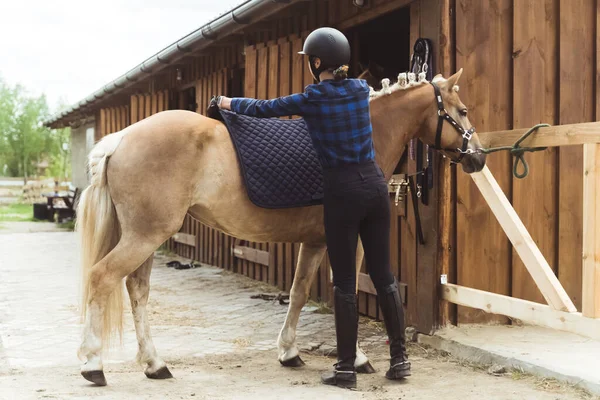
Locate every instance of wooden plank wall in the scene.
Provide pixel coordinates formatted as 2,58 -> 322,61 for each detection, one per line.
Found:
95,104 -> 129,141
129,90 -> 170,124
454,0 -> 595,323
94,90 -> 170,140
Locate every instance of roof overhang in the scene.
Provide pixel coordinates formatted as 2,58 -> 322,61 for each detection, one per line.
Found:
45,0 -> 300,128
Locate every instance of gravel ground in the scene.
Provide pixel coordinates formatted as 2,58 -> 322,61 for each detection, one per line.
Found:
0,223 -> 595,400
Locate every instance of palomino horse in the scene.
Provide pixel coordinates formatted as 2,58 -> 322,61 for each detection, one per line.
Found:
77,68 -> 485,386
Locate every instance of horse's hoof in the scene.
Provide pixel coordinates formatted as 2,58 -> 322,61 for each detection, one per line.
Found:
145,366 -> 174,379
356,361 -> 376,374
279,355 -> 305,368
81,370 -> 107,386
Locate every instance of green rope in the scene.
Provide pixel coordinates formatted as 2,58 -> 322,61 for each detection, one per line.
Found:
479,123 -> 550,179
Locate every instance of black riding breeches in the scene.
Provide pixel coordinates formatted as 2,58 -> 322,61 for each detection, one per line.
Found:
322,161 -> 395,295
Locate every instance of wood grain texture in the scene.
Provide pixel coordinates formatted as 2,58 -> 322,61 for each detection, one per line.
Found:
584,3 -> 600,318
437,0 -> 457,328
455,0 -> 512,324
130,96 -> 139,124
291,36 -> 304,103
399,0 -> 419,328
245,46 -> 258,99
138,95 -> 145,121
558,0 -> 594,310
582,143 -> 600,317
479,122 -> 600,147
511,0 -> 558,304
268,42 -> 280,99
257,44 -> 268,99
443,283 -> 600,341
144,94 -> 151,119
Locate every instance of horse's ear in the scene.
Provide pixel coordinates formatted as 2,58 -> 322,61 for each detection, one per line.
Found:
445,68 -> 463,90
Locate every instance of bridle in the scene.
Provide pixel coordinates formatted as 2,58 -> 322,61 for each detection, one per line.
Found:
430,82 -> 476,164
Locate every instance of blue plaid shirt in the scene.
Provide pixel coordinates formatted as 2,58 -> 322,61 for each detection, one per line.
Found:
230,78 -> 375,168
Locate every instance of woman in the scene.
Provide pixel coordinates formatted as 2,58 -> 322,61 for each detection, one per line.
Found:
214,27 -> 410,389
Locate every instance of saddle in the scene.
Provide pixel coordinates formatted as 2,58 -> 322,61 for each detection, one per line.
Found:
217,109 -> 324,209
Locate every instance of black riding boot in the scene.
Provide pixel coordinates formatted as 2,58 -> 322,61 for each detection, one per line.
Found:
377,279 -> 411,379
321,286 -> 358,389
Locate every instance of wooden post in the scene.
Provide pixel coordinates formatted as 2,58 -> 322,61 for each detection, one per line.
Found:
437,0 -> 456,327
470,166 -> 577,313
582,144 -> 600,318
583,2 -> 600,319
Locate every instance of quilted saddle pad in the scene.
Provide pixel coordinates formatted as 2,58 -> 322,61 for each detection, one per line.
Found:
219,109 -> 324,209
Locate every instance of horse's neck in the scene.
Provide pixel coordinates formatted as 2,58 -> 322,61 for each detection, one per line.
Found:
370,84 -> 433,178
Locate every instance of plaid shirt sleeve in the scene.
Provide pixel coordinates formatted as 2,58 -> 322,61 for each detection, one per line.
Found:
230,93 -> 311,118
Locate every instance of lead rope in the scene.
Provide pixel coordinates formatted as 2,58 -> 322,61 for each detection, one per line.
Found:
477,123 -> 549,179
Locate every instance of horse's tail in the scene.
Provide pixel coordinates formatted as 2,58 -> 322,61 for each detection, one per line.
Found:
77,130 -> 128,348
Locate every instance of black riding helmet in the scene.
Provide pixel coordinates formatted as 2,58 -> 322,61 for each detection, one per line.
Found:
298,27 -> 351,81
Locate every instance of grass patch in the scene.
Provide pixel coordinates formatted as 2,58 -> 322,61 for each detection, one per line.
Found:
0,203 -> 35,222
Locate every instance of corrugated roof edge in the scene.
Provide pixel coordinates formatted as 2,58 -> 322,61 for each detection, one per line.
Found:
45,0 -> 296,128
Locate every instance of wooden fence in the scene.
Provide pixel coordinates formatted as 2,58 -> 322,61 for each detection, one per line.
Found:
165,214 -> 336,305
449,0 -> 598,324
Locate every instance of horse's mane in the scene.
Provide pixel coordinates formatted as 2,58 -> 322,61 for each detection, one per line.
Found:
367,71 -> 458,102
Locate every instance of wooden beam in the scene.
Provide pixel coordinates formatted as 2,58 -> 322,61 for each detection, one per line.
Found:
470,166 -> 577,312
582,144 -> 600,318
233,245 -> 269,267
172,233 -> 195,247
335,0 -> 412,31
357,273 -> 407,304
478,121 -> 600,148
442,283 -> 600,341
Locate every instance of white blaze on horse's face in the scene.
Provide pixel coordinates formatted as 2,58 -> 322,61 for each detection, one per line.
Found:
430,70 -> 487,173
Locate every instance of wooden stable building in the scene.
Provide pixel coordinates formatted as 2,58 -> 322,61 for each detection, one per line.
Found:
46,0 -> 600,338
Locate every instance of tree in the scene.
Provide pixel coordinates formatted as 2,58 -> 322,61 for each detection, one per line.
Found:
0,78 -> 70,182
47,125 -> 71,181
4,87 -> 49,181
0,78 -> 17,174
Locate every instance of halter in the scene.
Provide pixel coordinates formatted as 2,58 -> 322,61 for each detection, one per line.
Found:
430,82 -> 476,163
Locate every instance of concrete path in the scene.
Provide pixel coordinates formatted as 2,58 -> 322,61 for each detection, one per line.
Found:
420,325 -> 600,396
0,223 -> 594,399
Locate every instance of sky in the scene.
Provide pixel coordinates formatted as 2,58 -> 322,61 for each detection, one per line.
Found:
0,0 -> 243,113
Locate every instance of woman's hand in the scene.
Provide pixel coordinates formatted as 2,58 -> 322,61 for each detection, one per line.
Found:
218,96 -> 232,110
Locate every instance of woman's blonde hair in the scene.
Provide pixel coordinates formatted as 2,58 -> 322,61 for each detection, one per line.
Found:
333,65 -> 349,80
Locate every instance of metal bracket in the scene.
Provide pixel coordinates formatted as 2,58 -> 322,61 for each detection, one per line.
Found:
388,174 -> 409,206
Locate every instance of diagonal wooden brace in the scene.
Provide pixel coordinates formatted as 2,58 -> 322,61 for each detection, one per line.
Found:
470,166 -> 577,313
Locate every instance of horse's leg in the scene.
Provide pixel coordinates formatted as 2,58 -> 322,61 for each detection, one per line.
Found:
79,234 -> 167,386
125,255 -> 172,379
354,239 -> 376,373
278,242 -> 326,367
